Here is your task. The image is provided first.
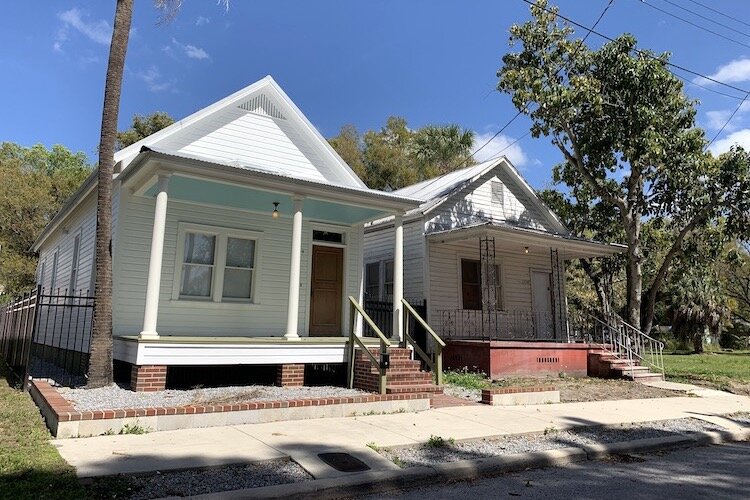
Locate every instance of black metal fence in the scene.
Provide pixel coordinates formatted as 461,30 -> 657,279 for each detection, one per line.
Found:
364,298 -> 428,351
0,287 -> 94,387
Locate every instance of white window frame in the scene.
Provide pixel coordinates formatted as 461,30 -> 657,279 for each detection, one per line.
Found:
68,229 -> 82,293
172,222 -> 262,304
457,254 -> 505,311
49,247 -> 59,292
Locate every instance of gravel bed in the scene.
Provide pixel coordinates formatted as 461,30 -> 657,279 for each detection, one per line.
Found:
728,412 -> 750,426
59,384 -> 368,411
380,418 -> 725,468
443,385 -> 481,402
88,459 -> 311,499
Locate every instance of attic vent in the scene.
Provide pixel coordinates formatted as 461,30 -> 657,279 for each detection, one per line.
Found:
238,94 -> 286,120
491,180 -> 504,205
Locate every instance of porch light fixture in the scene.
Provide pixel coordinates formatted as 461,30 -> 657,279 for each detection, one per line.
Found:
272,202 -> 280,219
524,246 -> 529,254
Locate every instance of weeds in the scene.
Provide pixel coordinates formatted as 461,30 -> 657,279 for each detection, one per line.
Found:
120,422 -> 149,435
443,367 -> 490,390
426,434 -> 455,448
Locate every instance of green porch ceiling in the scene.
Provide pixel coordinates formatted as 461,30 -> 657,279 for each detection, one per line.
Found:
144,174 -> 385,224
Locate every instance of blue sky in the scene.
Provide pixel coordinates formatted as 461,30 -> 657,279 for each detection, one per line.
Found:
2,0 -> 750,189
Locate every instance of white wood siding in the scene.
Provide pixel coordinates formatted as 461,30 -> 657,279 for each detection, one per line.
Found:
427,238 -> 553,336
426,169 -> 555,233
113,191 -> 363,337
363,219 -> 425,301
156,105 -> 344,185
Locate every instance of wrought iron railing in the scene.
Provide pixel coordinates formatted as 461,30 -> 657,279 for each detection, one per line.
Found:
402,299 -> 444,386
347,296 -> 391,394
437,309 -> 555,341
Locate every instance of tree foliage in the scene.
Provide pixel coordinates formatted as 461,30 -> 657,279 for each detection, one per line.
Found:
328,117 -> 474,190
0,143 -> 91,298
497,0 -> 750,333
116,111 -> 175,149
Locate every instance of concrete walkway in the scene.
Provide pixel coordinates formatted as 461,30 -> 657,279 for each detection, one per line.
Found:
53,391 -> 750,478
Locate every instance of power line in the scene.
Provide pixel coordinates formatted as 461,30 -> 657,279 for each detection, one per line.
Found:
454,0 -> 615,173
706,92 -> 750,150
659,0 -> 750,39
637,0 -> 750,49
685,0 -> 750,30
519,0 -> 750,95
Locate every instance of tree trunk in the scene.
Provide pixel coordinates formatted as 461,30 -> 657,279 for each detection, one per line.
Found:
623,214 -> 643,331
88,0 -> 133,388
580,259 -> 612,319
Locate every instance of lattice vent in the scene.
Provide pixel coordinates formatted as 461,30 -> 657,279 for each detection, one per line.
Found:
238,93 -> 285,119
536,357 -> 560,364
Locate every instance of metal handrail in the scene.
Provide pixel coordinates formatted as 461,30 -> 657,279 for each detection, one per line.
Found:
585,312 -> 664,378
347,296 -> 390,394
402,299 -> 444,386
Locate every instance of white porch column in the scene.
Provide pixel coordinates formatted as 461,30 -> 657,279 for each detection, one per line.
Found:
392,214 -> 404,341
140,173 -> 171,339
284,197 -> 304,340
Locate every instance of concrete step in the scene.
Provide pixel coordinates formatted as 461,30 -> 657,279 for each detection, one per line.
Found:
611,365 -> 651,373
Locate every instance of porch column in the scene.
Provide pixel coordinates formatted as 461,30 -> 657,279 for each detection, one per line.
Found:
393,214 -> 404,341
284,197 -> 304,340
140,173 -> 171,339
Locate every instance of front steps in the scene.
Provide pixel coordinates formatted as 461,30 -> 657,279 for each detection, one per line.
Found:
588,350 -> 664,382
353,347 -> 443,395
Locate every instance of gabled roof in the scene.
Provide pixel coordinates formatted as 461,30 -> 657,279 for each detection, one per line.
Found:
114,75 -> 366,188
393,156 -> 568,234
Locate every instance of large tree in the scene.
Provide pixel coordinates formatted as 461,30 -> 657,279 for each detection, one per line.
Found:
116,111 -> 175,149
497,0 -> 750,334
0,143 -> 90,299
89,0 -> 133,388
328,117 -> 475,190
89,0 -> 229,387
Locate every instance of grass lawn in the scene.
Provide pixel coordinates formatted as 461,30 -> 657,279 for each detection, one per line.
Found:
663,351 -> 750,395
0,363 -> 84,500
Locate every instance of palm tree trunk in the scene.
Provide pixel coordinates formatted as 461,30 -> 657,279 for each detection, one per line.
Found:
88,0 -> 133,388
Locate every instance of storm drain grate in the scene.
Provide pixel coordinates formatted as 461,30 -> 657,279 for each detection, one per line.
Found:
317,452 -> 371,472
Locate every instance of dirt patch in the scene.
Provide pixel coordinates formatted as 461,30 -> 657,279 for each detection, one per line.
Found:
445,376 -> 679,404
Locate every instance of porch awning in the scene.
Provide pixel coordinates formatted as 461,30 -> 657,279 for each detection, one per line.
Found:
425,221 -> 625,259
117,147 -> 421,225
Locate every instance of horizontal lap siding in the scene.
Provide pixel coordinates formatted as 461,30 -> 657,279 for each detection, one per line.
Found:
428,239 -> 551,336
114,192 -> 364,338
427,170 -> 554,233
157,107 -> 332,184
363,220 -> 425,300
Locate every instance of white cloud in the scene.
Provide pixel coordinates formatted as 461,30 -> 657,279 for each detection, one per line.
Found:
54,8 -> 111,51
705,110 -> 734,131
171,37 -> 210,60
694,58 -> 750,86
196,16 -> 210,26
709,128 -> 750,155
136,66 -> 173,92
472,132 -> 528,168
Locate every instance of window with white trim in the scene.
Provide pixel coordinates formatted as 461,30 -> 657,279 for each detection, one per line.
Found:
176,224 -> 259,303
68,233 -> 81,293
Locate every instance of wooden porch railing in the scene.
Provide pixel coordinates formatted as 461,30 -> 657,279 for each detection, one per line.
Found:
347,296 -> 391,394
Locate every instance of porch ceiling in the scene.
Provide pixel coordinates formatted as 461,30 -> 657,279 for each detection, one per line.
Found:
426,222 -> 625,259
143,174 -> 386,225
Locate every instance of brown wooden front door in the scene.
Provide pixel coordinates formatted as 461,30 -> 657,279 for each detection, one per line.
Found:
309,245 -> 344,336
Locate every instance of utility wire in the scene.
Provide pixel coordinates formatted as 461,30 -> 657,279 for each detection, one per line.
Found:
706,92 -> 750,150
448,0 -> 615,176
637,0 -> 750,49
685,0 -> 750,30
519,0 -> 750,95
659,0 -> 750,39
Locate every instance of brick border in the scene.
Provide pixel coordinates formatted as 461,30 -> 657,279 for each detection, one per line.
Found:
30,380 -> 430,423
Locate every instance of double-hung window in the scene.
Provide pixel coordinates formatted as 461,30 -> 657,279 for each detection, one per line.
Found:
461,259 -> 503,311
365,262 -> 380,299
176,224 -> 259,303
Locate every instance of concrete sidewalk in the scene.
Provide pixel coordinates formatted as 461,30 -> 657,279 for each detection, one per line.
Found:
53,390 -> 750,478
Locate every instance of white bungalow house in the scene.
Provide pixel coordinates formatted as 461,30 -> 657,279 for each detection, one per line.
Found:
363,158 -> 625,378
31,76 -> 424,391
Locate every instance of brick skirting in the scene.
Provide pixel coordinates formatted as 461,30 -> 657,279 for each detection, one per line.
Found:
481,386 -> 560,406
131,365 -> 167,392
29,380 -> 430,429
276,364 -> 304,387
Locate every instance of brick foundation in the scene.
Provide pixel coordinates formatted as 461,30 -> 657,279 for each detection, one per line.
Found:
131,365 -> 167,392
276,364 -> 304,387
